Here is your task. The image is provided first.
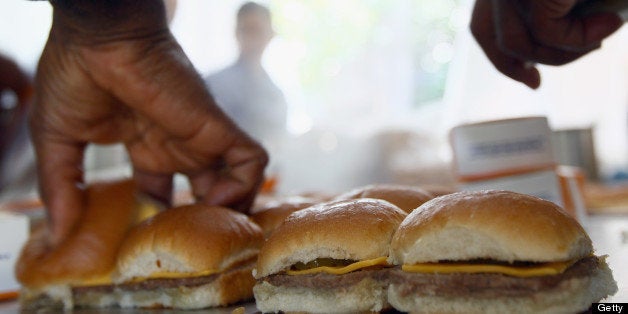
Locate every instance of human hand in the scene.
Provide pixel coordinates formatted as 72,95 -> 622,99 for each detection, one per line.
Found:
470,0 -> 624,88
32,0 -> 268,245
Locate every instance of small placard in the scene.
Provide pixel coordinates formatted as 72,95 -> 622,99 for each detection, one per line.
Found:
451,117 -> 555,180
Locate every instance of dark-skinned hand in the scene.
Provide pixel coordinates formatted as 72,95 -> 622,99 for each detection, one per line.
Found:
32,0 -> 268,245
471,0 -> 624,88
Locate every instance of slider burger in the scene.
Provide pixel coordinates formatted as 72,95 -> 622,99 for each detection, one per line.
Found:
253,198 -> 407,313
16,180 -> 159,310
335,184 -> 434,213
387,190 -> 618,314
110,204 -> 263,309
250,196 -> 317,238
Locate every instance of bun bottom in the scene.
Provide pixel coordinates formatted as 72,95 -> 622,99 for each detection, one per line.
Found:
119,265 -> 254,310
253,278 -> 387,313
20,285 -> 72,310
388,260 -> 617,314
21,265 -> 255,310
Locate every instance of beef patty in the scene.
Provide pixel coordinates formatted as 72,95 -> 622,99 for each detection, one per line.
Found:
72,260 -> 254,296
258,256 -> 599,298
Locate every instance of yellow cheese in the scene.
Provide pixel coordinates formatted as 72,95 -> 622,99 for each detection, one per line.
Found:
135,198 -> 162,223
401,260 -> 575,277
78,269 -> 218,286
129,269 -> 218,283
78,274 -> 113,287
286,257 -> 389,275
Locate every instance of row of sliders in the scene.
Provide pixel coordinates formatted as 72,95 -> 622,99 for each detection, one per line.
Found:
15,180 -> 617,313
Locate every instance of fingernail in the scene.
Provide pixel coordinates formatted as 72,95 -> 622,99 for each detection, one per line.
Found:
524,67 -> 541,89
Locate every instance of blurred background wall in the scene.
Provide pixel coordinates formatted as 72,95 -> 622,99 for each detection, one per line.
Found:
0,0 -> 625,195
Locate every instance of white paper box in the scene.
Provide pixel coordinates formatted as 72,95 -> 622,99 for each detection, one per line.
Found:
451,117 -> 555,179
0,211 -> 29,296
459,169 -> 563,207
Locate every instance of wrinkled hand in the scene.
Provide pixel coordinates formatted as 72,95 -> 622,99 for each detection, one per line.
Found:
32,0 -> 268,245
471,0 -> 623,88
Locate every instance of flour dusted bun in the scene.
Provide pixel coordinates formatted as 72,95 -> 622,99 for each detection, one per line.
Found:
115,205 -> 263,283
254,278 -> 388,313
254,198 -> 407,278
336,184 -> 434,213
390,190 -> 593,265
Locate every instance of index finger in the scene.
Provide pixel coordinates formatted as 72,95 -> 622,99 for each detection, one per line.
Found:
189,134 -> 268,213
471,0 -> 541,88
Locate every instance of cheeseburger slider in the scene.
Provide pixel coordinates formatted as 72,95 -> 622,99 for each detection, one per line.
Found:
335,184 -> 434,213
253,198 -> 407,313
110,204 -> 263,309
388,190 -> 617,314
250,196 -> 316,238
17,179 -> 159,310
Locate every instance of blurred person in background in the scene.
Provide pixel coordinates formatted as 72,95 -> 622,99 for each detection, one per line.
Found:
205,2 -> 287,150
470,0 -> 624,89
0,53 -> 36,201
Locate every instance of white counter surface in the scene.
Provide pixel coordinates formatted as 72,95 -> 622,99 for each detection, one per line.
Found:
584,214 -> 628,302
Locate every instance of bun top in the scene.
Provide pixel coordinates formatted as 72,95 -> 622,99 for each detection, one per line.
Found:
16,180 -> 142,288
251,196 -> 317,238
115,205 -> 263,283
254,198 -> 407,278
390,190 -> 593,265
335,184 -> 434,213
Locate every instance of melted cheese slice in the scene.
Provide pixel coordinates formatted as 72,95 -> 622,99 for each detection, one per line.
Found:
129,269 -> 218,283
78,269 -> 219,286
402,260 -> 575,277
286,256 -> 389,275
135,198 -> 162,223
79,274 -> 113,287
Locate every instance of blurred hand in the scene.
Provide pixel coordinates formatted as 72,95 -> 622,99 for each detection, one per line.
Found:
470,0 -> 623,88
0,54 -> 31,159
32,0 -> 267,245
